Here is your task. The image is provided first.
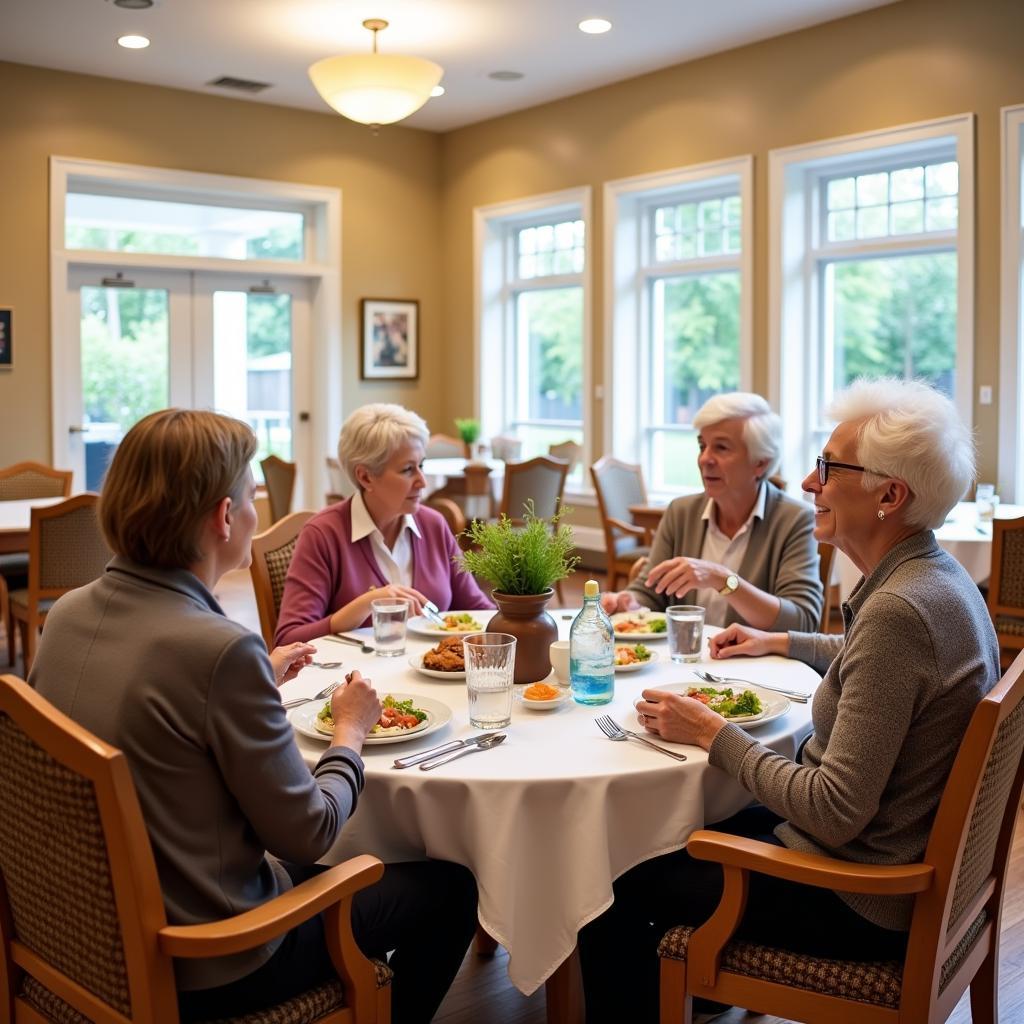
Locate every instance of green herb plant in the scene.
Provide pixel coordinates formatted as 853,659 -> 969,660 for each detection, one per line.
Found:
454,417 -> 481,446
459,500 -> 580,595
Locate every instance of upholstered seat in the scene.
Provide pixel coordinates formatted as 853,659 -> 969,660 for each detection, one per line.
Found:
250,510 -> 316,648
989,516 -> 1024,667
590,456 -> 653,591
261,455 -> 297,525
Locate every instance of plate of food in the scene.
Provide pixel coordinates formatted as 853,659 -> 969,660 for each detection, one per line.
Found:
410,636 -> 466,679
610,610 -> 668,640
290,693 -> 453,745
667,682 -> 789,729
614,643 -> 658,672
407,611 -> 488,638
517,680 -> 570,710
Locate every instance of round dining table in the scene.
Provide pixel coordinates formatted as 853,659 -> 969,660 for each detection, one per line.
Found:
283,617 -> 820,1021
0,496 -> 67,554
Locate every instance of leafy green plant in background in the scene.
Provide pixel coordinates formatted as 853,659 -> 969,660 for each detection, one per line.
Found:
454,417 -> 481,445
459,501 -> 579,595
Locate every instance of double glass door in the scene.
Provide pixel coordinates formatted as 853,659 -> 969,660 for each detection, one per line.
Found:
61,266 -> 310,493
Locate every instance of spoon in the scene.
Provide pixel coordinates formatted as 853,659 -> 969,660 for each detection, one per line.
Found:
322,634 -> 376,654
693,669 -> 809,703
419,732 -> 507,770
311,660 -> 344,669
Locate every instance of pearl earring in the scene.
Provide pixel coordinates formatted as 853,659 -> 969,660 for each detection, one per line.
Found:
877,509 -> 885,521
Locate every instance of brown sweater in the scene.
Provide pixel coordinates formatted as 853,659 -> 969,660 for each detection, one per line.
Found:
709,531 -> 1000,930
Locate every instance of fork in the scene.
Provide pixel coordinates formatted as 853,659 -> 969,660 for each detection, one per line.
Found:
693,669 -> 809,703
421,600 -> 447,628
282,681 -> 339,710
594,715 -> 688,761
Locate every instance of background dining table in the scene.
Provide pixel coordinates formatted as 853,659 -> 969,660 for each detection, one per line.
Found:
283,616 -> 820,1023
0,496 -> 66,554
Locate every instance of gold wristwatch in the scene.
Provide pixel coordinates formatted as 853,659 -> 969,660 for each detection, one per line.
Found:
719,573 -> 739,596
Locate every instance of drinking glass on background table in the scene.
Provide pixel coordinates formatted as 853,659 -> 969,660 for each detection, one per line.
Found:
667,605 -> 705,663
976,483 -> 999,522
464,632 -> 516,729
371,598 -> 409,657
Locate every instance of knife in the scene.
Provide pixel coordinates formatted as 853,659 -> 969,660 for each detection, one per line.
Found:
419,732 -> 506,770
393,732 -> 498,769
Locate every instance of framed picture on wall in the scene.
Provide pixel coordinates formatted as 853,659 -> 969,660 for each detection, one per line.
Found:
0,308 -> 11,369
361,298 -> 419,380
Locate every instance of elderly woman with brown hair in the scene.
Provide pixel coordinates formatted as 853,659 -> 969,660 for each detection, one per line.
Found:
579,379 -> 1000,1024
28,409 -> 477,1024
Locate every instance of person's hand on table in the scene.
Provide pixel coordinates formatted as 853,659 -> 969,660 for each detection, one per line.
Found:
600,591 -> 640,615
329,669 -> 381,753
634,687 -> 725,750
269,642 -> 317,686
710,624 -> 789,660
644,556 -> 729,597
330,584 -> 428,634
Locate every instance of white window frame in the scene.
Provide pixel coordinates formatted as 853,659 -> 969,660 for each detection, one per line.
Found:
473,187 -> 592,497
1000,104 -> 1024,502
604,157 -> 753,501
768,115 -> 975,484
49,156 -> 341,508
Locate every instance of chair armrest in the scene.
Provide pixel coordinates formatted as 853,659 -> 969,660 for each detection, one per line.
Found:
688,830 -> 934,895
158,854 -> 384,958
606,517 -> 647,541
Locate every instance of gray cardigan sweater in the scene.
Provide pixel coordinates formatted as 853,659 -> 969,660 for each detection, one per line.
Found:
709,531 -> 1000,930
627,482 -> 823,632
29,557 -> 365,991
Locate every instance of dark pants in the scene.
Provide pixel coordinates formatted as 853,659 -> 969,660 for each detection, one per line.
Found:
577,806 -> 909,1024
178,859 -> 477,1024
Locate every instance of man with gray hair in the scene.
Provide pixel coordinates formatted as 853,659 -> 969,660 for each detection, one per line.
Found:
602,392 -> 822,631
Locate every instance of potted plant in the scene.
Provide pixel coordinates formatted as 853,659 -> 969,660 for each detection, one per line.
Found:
459,502 -> 580,683
454,417 -> 481,459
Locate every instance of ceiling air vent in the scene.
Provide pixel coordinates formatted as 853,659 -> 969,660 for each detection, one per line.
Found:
207,76 -> 272,94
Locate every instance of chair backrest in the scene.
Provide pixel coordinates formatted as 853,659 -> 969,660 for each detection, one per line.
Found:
590,456 -> 648,556
325,456 -> 354,504
424,496 -> 467,539
490,435 -> 523,463
0,673 -> 178,1024
499,456 -> 569,525
260,455 -> 297,525
0,462 -> 73,501
816,542 -> 836,632
250,510 -> 316,648
899,651 -> 1024,1014
548,441 -> 583,475
988,515 -> 1024,620
29,494 -> 111,600
425,434 -> 467,460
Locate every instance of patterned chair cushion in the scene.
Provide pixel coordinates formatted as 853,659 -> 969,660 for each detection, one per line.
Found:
994,615 -> 1024,638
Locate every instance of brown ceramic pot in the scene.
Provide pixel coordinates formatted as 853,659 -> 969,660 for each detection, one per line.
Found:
486,589 -> 558,685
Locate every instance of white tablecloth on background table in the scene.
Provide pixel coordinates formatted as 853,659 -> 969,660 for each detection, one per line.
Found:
283,619 -> 819,996
0,496 -> 67,553
836,500 -> 1024,601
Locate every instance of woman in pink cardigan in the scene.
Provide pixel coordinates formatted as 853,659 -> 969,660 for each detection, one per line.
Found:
275,404 -> 492,645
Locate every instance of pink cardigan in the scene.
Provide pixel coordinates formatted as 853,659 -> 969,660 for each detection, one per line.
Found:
274,499 -> 493,645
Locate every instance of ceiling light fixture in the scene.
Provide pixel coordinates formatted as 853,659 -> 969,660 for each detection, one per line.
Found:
579,18 -> 612,34
308,19 -> 442,128
117,34 -> 151,49
112,0 -> 154,8
431,85 -> 446,97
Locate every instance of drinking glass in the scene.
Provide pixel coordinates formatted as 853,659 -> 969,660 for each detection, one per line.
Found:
667,605 -> 705,663
371,599 -> 408,657
976,483 -> 998,522
463,632 -> 516,729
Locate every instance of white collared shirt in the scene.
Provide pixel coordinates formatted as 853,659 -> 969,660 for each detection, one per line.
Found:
696,483 -> 767,627
350,491 -> 421,587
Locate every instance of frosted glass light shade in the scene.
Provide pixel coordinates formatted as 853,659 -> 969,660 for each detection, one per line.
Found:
309,53 -> 443,125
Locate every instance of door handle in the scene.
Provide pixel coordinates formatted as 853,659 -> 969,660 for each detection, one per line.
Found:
68,425 -> 87,434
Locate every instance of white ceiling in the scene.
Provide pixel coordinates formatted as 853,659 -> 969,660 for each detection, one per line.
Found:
1,0 -> 898,133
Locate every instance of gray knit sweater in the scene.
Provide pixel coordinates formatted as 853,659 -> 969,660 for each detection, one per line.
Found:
709,531 -> 1000,930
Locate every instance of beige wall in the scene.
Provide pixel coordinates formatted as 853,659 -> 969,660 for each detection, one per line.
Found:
440,0 -> 1024,488
0,60 -> 444,464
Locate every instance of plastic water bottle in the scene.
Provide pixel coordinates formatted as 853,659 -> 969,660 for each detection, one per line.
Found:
570,579 -> 614,706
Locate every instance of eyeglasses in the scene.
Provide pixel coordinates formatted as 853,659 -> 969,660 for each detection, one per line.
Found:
816,456 -> 869,486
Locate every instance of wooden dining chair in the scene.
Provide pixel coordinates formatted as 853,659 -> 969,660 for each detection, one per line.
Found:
590,456 -> 654,592
817,541 -> 837,632
0,672 -> 391,1024
0,463 -> 74,667
490,435 -> 523,463
8,494 -> 111,676
250,509 -> 316,649
425,433 -> 468,459
261,454 -> 297,525
987,515 -> 1024,669
498,456 -> 570,526
658,649 -> 1024,1024
548,440 -> 583,476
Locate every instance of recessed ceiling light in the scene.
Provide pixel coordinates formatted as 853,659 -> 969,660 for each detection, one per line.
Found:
117,34 -> 150,49
431,85 -> 445,97
488,70 -> 524,81
579,18 -> 612,34
113,0 -> 155,8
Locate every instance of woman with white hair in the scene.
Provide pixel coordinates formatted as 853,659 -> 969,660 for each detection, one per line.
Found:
579,379 -> 1000,1024
276,403 -> 491,644
602,391 -> 822,631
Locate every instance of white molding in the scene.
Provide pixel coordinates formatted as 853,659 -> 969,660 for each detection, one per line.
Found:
49,156 -> 341,506
1000,105 -> 1024,502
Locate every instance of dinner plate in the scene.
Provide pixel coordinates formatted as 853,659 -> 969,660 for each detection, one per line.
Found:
407,610 -> 490,638
614,647 -> 659,673
517,685 -> 571,710
289,693 -> 453,745
610,611 -> 669,641
409,652 -> 466,680
623,683 -> 790,735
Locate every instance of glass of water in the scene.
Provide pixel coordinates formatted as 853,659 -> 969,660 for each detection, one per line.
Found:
976,483 -> 999,522
371,599 -> 409,657
666,605 -> 705,663
463,632 -> 516,729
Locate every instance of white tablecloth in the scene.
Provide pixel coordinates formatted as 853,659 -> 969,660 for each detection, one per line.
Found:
284,620 -> 819,996
836,500 -> 1024,601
